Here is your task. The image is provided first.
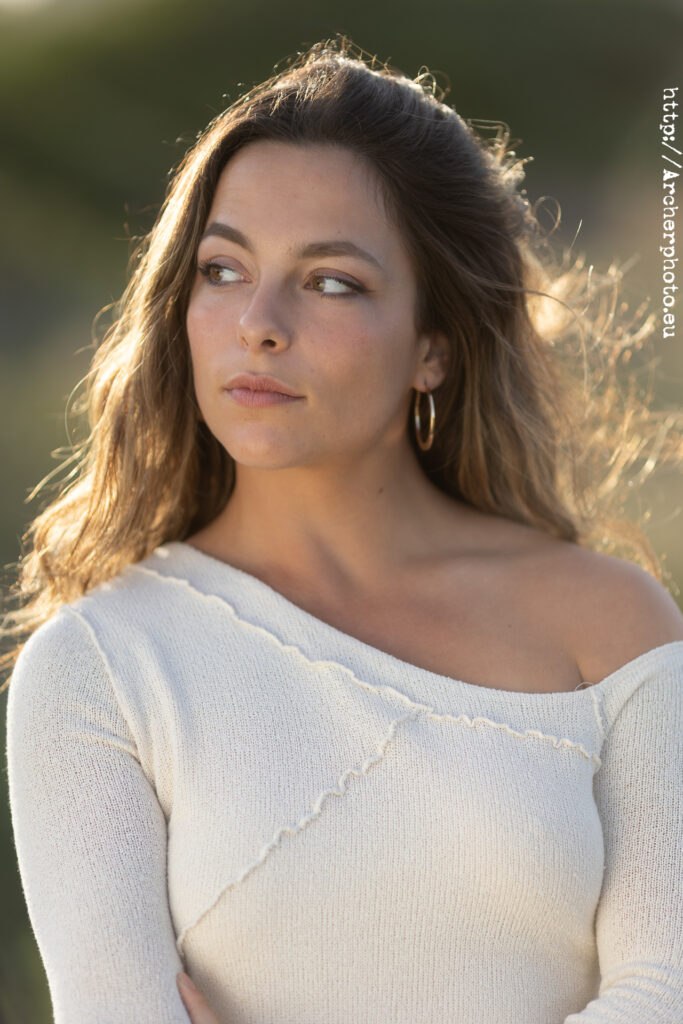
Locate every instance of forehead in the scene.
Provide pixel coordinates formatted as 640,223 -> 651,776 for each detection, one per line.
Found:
206,139 -> 400,252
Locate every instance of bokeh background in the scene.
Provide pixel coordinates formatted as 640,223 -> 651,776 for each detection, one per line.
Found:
0,0 -> 681,1018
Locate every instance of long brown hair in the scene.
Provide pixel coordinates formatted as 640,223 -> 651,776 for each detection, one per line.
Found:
1,34 -> 680,686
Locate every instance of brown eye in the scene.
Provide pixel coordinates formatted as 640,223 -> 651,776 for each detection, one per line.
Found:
197,262 -> 242,286
308,274 -> 363,296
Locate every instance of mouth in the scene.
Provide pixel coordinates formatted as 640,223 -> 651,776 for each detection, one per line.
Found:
225,387 -> 304,408
225,373 -> 302,398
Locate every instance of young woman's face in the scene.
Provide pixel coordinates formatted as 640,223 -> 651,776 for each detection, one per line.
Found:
186,139 -> 445,469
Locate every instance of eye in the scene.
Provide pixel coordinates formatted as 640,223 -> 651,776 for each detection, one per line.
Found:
196,261 -> 365,297
308,273 -> 365,297
197,261 -> 243,286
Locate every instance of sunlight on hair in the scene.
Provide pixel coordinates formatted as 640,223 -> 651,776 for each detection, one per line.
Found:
1,33 -> 681,687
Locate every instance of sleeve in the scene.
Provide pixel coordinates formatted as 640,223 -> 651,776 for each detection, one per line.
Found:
5,605 -> 191,1023
563,653 -> 683,1023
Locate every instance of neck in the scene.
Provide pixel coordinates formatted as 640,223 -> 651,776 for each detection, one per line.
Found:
194,440 -> 468,591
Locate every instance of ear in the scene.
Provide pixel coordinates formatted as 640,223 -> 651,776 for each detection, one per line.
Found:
414,330 -> 450,390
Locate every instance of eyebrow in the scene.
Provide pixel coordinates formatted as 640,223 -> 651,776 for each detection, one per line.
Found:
199,221 -> 384,271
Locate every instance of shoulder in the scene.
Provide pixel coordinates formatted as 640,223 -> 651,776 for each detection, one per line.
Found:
20,549 -> 189,654
536,541 -> 683,685
7,604 -> 113,728
12,603 -> 97,678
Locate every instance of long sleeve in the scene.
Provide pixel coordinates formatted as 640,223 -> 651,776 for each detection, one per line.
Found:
564,655 -> 683,1023
8,541 -> 683,1024
5,605 -> 191,1024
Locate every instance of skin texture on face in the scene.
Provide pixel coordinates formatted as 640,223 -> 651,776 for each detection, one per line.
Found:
187,139 -> 445,468
184,137 -> 456,589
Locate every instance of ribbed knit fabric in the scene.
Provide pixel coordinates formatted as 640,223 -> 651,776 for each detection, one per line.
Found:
6,540 -> 683,1024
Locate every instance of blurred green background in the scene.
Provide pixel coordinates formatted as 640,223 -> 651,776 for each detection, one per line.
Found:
0,0 -> 681,1018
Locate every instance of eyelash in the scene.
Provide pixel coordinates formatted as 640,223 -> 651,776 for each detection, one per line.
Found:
196,260 -> 365,298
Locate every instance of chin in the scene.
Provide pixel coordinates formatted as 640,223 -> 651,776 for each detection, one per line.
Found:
217,433 -> 310,470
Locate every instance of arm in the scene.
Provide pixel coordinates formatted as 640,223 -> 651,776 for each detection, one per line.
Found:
6,605 -> 191,1023
563,645 -> 683,1022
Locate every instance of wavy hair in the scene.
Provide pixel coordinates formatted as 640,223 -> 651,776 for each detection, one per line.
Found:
1,34 -> 680,686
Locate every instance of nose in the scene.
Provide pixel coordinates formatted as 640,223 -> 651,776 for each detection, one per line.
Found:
237,279 -> 293,351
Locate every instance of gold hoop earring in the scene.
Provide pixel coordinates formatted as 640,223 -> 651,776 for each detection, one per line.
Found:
413,386 -> 436,451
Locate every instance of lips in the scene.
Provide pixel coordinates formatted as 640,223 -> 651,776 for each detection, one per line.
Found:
227,388 -> 302,408
225,373 -> 302,397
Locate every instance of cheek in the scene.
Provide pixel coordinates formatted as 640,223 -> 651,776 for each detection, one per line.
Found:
319,329 -> 410,429
186,296 -> 222,375
333,319 -> 411,389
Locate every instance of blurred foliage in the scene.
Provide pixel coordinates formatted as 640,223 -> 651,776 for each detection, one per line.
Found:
0,0 -> 681,1018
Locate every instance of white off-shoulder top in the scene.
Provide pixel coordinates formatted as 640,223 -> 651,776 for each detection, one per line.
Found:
6,541 -> 683,1023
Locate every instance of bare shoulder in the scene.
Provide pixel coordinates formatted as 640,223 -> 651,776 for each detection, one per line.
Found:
534,539 -> 683,685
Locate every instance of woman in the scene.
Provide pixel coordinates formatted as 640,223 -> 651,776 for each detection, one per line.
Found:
4,35 -> 683,1024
